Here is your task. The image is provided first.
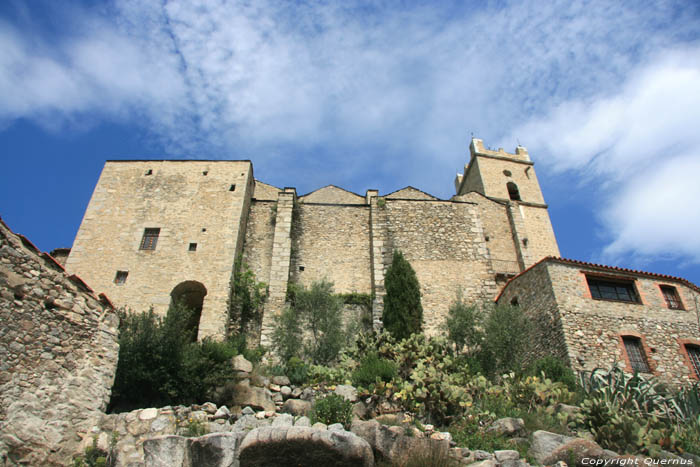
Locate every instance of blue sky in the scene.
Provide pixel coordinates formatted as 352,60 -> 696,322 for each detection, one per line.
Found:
1,0 -> 700,284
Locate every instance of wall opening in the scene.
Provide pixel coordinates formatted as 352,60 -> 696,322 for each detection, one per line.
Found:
507,182 -> 521,201
170,281 -> 207,342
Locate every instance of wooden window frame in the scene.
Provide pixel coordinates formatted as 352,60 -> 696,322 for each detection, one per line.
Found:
114,271 -> 128,285
618,331 -> 655,375
678,339 -> 700,381
659,285 -> 684,310
586,274 -> 641,304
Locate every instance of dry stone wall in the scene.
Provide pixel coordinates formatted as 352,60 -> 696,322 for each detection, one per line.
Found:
242,201 -> 276,288
0,218 -> 119,466
290,204 -> 372,294
384,199 -> 497,335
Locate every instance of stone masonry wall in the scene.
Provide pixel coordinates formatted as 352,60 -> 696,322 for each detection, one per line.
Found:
548,262 -> 700,387
384,200 -> 497,335
65,160 -> 254,340
290,204 -> 372,294
0,219 -> 119,466
242,201 -> 276,289
519,204 -> 561,263
496,262 -> 571,365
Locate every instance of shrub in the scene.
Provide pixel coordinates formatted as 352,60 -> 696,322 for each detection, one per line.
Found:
72,437 -> 109,467
273,280 -> 346,365
478,304 -> 533,376
525,356 -> 578,391
109,302 -> 239,412
445,291 -> 483,355
285,356 -> 310,385
310,394 -> 353,428
229,259 -> 267,336
382,250 -> 423,340
352,352 -> 397,387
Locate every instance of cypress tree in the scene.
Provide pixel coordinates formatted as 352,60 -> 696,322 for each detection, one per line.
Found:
382,250 -> 423,339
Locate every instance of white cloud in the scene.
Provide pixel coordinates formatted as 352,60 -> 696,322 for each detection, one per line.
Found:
505,47 -> 700,263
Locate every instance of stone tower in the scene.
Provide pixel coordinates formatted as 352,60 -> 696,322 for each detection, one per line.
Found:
454,138 -> 560,270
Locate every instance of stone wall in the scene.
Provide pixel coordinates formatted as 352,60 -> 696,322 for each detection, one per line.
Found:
242,201 -> 276,289
290,204 -> 372,294
384,199 -> 497,335
495,262 -> 571,365
519,204 -> 561,264
65,160 -> 254,340
298,185 -> 365,204
0,218 -> 119,466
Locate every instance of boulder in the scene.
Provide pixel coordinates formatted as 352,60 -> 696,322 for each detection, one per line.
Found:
143,435 -> 188,467
271,414 -> 294,427
295,416 -> 312,427
231,355 -> 253,373
189,432 -> 241,467
350,419 -> 445,464
272,375 -> 291,386
231,383 -> 275,412
352,401 -> 368,420
335,385 -> 358,403
281,399 -> 312,416
531,430 -> 607,466
486,417 -> 525,437
238,426 -> 374,466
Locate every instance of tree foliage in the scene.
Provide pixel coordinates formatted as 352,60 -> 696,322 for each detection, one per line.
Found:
229,259 -> 267,336
273,279 -> 346,365
445,290 -> 483,355
109,301 -> 239,412
382,250 -> 423,340
479,304 -> 533,376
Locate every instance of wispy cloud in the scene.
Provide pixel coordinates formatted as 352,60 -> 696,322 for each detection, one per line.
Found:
505,47 -> 700,263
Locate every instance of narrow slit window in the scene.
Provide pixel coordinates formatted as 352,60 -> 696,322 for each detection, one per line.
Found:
145,169 -> 153,176
139,228 -> 160,250
622,336 -> 650,373
203,171 -> 208,176
229,184 -> 236,191
506,182 -> 521,201
685,345 -> 700,378
660,285 -> 683,310
114,271 -> 129,285
189,243 -> 197,252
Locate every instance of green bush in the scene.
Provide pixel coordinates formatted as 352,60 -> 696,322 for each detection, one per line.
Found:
352,352 -> 397,387
109,302 -> 239,412
525,356 -> 578,391
445,291 -> 483,355
478,304 -> 533,376
72,437 -> 109,467
229,259 -> 267,336
273,280 -> 346,365
285,356 -> 310,385
310,394 -> 353,428
383,250 -> 423,340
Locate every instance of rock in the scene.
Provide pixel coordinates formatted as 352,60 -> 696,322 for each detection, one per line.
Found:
201,402 -> 217,414
281,399 -> 312,416
189,432 -> 241,467
295,416 -> 311,427
328,423 -> 344,431
272,392 -> 284,402
335,384 -> 358,402
232,383 -> 275,412
213,406 -> 230,420
232,414 -> 271,432
242,406 -> 255,415
301,388 -> 315,400
143,435 -> 188,467
556,403 -> 581,417
423,424 -> 434,432
486,417 -> 525,437
291,387 -> 303,398
312,422 -> 328,430
352,401 -> 368,420
430,432 -> 452,442
351,419 -> 444,464
250,374 -> 269,387
265,411 -> 276,418
494,450 -> 520,461
281,386 -> 292,397
255,411 -> 266,419
470,460 -> 499,467
232,355 -> 253,373
272,375 -> 290,386
269,383 -> 281,392
239,426 -> 374,466
473,450 -> 494,460
139,408 -> 158,421
272,413 -> 294,427
531,430 -> 606,466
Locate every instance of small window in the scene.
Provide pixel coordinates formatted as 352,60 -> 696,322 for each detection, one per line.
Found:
507,182 -> 521,201
660,285 -> 683,310
139,228 -> 160,250
145,169 -> 153,176
114,271 -> 128,285
299,266 -> 305,271
229,184 -> 236,191
203,171 -> 208,176
685,345 -> 700,378
189,243 -> 197,252
202,228 -> 207,232
587,276 -> 639,303
622,336 -> 650,373
510,297 -> 519,306
503,170 -> 512,177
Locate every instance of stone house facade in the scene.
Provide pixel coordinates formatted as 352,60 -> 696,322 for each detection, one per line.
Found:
496,257 -> 700,386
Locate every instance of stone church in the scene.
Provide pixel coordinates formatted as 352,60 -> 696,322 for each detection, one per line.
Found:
60,138 -> 700,386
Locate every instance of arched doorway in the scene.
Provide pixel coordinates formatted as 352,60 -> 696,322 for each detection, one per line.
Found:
170,281 -> 207,341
